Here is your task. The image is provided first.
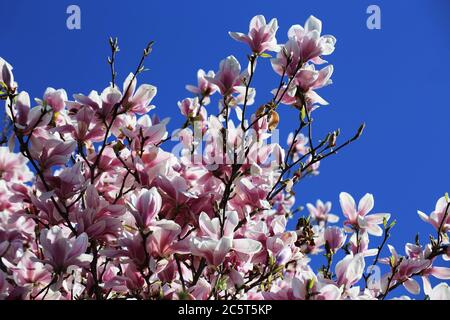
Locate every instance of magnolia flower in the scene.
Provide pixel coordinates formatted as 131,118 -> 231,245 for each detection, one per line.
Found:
287,132 -> 309,158
101,231 -> 147,268
335,253 -> 365,288
185,69 -> 218,99
295,64 -> 333,93
0,146 -> 32,182
271,37 -> 303,77
292,275 -> 342,300
190,236 -> 233,266
43,87 -> 68,112
206,56 -> 242,96
287,15 -> 336,64
0,57 -> 15,91
0,15 -> 445,302
417,196 -> 450,233
122,73 -> 157,114
381,244 -> 450,295
121,114 -> 169,149
39,226 -> 92,273
128,187 -> 162,229
306,199 -> 339,224
190,211 -> 262,265
229,15 -> 279,54
178,97 -> 200,117
71,85 -> 121,119
3,252 -> 52,295
189,278 -> 212,300
147,220 -> 184,257
348,231 -> 370,255
8,91 -> 52,134
29,128 -> 76,170
339,192 -> 390,236
424,282 -> 450,300
57,105 -> 104,143
379,245 -> 429,295
324,226 -> 346,252
74,184 -> 124,240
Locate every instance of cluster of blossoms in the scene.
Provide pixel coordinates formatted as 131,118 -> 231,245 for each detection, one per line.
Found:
0,15 -> 449,300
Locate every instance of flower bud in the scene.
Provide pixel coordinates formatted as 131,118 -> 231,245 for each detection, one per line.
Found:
324,226 -> 346,251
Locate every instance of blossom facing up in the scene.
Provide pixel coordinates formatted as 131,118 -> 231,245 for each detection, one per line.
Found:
39,226 -> 92,273
43,87 -> 68,112
229,15 -> 279,54
339,192 -> 391,236
206,56 -> 242,96
306,199 -> 339,224
286,15 -> 336,64
190,211 -> 262,265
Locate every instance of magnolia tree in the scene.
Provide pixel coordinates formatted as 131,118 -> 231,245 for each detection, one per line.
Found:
0,15 -> 449,300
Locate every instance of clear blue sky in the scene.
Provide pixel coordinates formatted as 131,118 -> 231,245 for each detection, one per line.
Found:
1,0 -> 449,296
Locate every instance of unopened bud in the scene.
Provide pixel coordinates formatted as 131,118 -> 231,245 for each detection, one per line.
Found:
353,122 -> 366,140
328,132 -> 337,147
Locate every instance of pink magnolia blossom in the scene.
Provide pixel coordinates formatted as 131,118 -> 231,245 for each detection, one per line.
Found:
0,57 -> 15,91
3,252 -> 52,297
43,87 -> 68,112
178,97 -> 200,117
206,56 -> 242,96
122,73 -> 157,114
147,220 -> 184,257
335,253 -> 365,288
306,199 -> 339,224
29,129 -> 76,171
185,69 -> 218,100
417,196 -> 450,233
286,15 -> 336,64
57,105 -> 104,143
8,91 -> 52,134
229,15 -> 279,54
74,185 -> 124,240
128,187 -> 162,230
190,211 -> 262,265
339,192 -> 391,236
292,274 -> 342,300
39,226 -> 92,273
380,244 -> 450,295
0,147 -> 32,182
424,282 -> 450,300
324,226 -> 346,252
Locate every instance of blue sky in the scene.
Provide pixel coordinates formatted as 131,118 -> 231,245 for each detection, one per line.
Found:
1,0 -> 450,297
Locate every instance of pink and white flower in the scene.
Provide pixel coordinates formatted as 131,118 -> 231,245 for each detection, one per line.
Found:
39,226 -> 92,273
229,15 -> 279,54
417,196 -> 450,233
339,192 -> 390,236
206,56 -> 242,96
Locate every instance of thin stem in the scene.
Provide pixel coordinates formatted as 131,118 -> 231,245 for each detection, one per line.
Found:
240,54 -> 257,130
